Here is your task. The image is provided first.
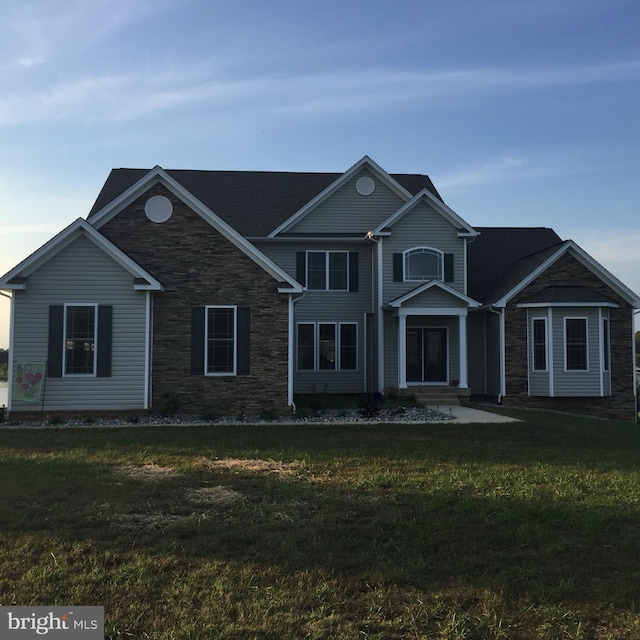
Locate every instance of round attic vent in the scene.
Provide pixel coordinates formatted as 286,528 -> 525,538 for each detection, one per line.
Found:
145,195 -> 173,223
356,176 -> 375,196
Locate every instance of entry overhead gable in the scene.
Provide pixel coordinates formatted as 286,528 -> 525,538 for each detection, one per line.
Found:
389,280 -> 480,309
494,240 -> 640,308
374,189 -> 478,237
89,166 -> 302,293
0,218 -> 163,291
268,156 -> 414,237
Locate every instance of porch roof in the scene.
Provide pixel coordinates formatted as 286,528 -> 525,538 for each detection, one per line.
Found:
388,280 -> 481,309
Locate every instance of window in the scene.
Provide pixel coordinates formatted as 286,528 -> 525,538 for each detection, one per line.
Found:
404,248 -> 443,281
191,306 -> 250,376
318,323 -> 336,370
306,251 -> 348,290
340,323 -> 357,370
297,251 -> 359,292
603,318 -> 610,372
565,318 -> 588,371
297,323 -> 315,370
532,318 -> 547,371
65,304 -> 97,375
48,304 -> 112,378
206,306 -> 236,375
296,322 -> 357,371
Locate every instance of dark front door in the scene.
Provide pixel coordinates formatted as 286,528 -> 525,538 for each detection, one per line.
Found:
406,328 -> 447,383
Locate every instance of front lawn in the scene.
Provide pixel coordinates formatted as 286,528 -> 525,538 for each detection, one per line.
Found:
1,410 -> 640,639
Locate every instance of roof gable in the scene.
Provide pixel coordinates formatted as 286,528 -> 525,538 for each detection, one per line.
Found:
89,166 -> 302,293
0,219 -> 163,291
389,280 -> 480,308
374,189 -> 477,237
493,240 -> 640,308
268,156 -> 437,237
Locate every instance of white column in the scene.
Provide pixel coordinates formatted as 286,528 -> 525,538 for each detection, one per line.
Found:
458,312 -> 468,389
398,313 -> 407,389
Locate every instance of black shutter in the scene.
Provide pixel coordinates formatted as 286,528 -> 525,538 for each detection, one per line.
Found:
393,253 -> 403,282
191,307 -> 205,375
296,251 -> 306,287
444,254 -> 454,282
349,252 -> 359,292
48,305 -> 64,378
96,305 -> 113,377
237,307 -> 250,375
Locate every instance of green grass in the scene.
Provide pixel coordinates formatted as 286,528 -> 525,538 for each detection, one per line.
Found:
1,409 -> 640,638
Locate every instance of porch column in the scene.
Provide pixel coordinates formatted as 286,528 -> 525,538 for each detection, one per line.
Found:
458,312 -> 468,388
398,313 -> 407,389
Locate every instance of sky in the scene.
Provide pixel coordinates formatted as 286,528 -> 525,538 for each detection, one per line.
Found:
1,0 -> 640,348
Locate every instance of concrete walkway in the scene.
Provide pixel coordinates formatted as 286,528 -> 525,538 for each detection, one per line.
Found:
427,405 -> 520,424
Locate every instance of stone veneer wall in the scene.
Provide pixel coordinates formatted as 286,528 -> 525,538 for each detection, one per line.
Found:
100,184 -> 291,416
501,253 -> 636,422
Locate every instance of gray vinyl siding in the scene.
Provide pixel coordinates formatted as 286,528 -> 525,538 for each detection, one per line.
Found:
551,307 -> 602,397
399,287 -> 466,308
528,310 -> 550,396
467,311 -> 487,395
382,201 -> 465,304
286,169 -> 406,234
10,235 -> 148,411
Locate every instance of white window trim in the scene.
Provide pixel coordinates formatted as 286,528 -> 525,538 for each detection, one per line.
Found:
63,302 -> 98,377
296,321 -> 358,371
531,316 -> 548,372
306,251 -> 349,291
403,247 -> 443,282
205,305 -> 237,376
564,316 -> 589,372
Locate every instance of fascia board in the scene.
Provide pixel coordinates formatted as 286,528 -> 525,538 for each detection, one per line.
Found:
268,155 -> 414,238
374,188 -> 478,236
0,218 -> 164,291
92,165 -> 301,293
496,241 -> 640,308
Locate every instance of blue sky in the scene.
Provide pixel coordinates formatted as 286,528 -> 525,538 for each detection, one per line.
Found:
1,0 -> 640,348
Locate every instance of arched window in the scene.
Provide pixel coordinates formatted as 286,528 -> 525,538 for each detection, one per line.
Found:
403,247 -> 443,281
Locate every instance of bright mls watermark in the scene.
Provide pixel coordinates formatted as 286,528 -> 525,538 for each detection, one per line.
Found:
0,607 -> 103,639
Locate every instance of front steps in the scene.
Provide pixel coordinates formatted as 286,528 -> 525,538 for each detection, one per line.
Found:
389,385 -> 470,407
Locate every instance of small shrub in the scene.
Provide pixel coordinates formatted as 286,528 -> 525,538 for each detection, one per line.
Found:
126,415 -> 139,424
258,409 -> 277,421
358,393 -> 382,419
200,409 -> 218,422
50,415 -> 64,425
0,404 -> 6,423
160,391 -> 181,416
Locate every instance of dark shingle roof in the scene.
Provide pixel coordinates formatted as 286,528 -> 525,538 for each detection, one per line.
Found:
467,227 -> 563,303
88,168 -> 442,237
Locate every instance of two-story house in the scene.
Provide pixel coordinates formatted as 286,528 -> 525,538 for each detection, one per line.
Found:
1,156 -> 638,421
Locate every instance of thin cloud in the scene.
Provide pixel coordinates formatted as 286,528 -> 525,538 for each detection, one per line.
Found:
2,58 -> 640,127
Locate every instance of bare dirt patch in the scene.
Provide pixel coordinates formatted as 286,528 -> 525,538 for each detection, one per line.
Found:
116,464 -> 181,481
185,486 -> 245,506
200,457 -> 299,475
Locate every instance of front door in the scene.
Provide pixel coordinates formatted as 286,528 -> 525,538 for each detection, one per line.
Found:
406,328 -> 447,383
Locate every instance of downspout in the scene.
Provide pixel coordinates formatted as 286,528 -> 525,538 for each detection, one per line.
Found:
366,232 -> 384,393
288,290 -> 306,414
489,305 -> 506,404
